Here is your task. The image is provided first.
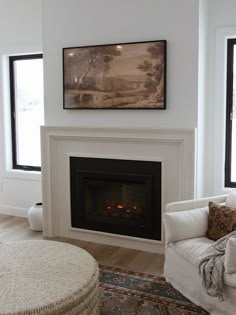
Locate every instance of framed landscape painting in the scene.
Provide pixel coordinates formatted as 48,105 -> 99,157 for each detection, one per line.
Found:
63,40 -> 166,109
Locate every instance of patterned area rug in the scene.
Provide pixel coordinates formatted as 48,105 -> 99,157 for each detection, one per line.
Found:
99,265 -> 209,314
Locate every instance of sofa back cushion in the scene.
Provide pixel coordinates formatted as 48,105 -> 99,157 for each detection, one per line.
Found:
164,207 -> 208,244
207,202 -> 236,241
226,190 -> 236,208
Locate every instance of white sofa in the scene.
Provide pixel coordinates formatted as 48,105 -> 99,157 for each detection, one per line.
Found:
163,194 -> 236,315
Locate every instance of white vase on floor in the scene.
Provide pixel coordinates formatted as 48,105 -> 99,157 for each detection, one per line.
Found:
28,202 -> 43,231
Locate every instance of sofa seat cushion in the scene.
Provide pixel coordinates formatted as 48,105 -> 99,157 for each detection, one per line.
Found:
224,272 -> 236,288
170,237 -> 214,267
170,237 -> 236,289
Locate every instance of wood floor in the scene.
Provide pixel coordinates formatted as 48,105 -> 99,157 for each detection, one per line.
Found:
0,214 -> 164,276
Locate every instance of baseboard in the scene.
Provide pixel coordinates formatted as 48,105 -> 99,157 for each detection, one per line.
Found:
0,205 -> 28,218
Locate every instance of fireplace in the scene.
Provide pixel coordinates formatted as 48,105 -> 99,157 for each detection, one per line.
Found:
41,127 -> 195,252
70,157 -> 162,240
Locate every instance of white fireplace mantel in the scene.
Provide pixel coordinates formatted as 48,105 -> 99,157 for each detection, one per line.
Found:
41,126 -> 196,253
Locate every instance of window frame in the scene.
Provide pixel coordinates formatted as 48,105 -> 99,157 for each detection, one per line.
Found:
9,53 -> 43,172
225,38 -> 236,187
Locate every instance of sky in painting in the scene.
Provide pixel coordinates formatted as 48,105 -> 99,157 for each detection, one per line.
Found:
65,42 -> 159,79
106,42 -> 154,78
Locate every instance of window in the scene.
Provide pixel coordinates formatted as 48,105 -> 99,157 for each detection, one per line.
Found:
9,54 -> 44,171
225,39 -> 236,187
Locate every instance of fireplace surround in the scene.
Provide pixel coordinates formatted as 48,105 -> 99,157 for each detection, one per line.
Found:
70,157 -> 162,240
41,127 -> 195,253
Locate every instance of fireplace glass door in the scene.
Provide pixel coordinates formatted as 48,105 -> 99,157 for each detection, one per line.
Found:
84,174 -> 147,225
70,157 -> 161,240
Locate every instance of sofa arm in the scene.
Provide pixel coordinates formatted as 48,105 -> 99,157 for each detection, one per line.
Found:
165,194 -> 228,213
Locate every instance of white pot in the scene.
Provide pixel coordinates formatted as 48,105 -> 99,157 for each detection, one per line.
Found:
27,202 -> 43,231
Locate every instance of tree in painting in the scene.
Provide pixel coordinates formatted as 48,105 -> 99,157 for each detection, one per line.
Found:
65,46 -> 121,91
137,43 -> 165,104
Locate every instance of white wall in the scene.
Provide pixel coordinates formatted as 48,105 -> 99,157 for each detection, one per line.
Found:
43,0 -> 199,129
2,0 -> 235,217
0,0 -> 43,216
203,0 -> 236,196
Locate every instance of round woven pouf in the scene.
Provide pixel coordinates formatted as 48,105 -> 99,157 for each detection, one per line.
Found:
0,240 -> 100,315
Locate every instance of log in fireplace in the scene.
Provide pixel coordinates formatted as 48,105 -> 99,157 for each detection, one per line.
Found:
70,157 -> 162,240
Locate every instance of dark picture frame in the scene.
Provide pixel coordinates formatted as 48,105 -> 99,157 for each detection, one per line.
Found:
63,40 -> 166,109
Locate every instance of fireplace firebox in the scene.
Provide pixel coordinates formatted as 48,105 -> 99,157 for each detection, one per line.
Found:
70,157 -> 162,240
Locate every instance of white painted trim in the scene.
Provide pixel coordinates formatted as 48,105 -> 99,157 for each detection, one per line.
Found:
41,126 -> 196,253
4,170 -> 41,181
68,227 -> 165,254
0,205 -> 28,218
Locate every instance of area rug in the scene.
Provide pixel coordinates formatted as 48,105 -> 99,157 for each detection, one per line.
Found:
99,265 -> 209,314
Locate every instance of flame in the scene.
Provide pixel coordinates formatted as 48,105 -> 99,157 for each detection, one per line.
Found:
106,200 -> 141,212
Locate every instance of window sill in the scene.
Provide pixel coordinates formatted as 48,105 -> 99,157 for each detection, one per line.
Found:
5,169 -> 41,181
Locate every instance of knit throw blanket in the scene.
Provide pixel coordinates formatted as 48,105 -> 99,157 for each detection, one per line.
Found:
198,231 -> 236,301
